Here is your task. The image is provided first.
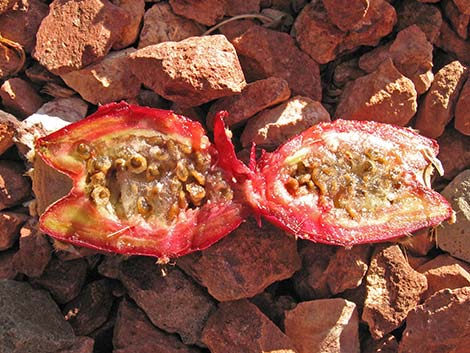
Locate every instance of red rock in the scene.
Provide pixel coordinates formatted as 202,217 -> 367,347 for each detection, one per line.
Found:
117,257 -> 216,345
31,257 -> 88,304
138,2 -> 204,49
61,48 -> 140,105
358,43 -> 393,73
417,254 -> 470,299
323,0 -> 369,31
399,227 -> 435,257
13,219 -> 52,278
437,127 -> 470,180
443,0 -> 469,39
293,242 -> 336,300
0,110 -> 19,155
169,0 -> 225,26
335,59 -> 417,126
33,0 -> 130,75
58,336 -> 94,353
333,58 -> 366,87
0,211 -> 28,250
202,300 -> 298,353
130,35 -> 246,107
232,25 -> 322,100
436,21 -> 470,66
0,0 -> 17,14
325,245 -> 371,295
240,96 -> 330,148
206,77 -> 291,129
399,287 -> 470,353
226,0 -> 260,16
284,299 -> 360,353
0,77 -> 44,119
62,279 -> 113,336
362,245 -> 428,339
217,19 -> 257,41
454,0 -> 470,14
250,292 -> 296,327
406,255 -> 430,270
0,42 -> 23,79
363,335 -> 399,353
455,76 -> 470,135
0,250 -> 17,279
396,0 -> 443,43
113,300 -> 201,353
438,169 -> 470,262
111,0 -> 145,49
0,0 -> 48,53
0,160 -> 31,210
414,61 -> 467,138
178,218 -> 301,302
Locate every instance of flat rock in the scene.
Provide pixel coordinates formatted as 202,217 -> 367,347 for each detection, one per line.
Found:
335,59 -> 417,126
138,2 -> 204,49
436,21 -> 470,66
113,300 -> 201,353
438,169 -> 470,262
202,299 -> 298,353
0,160 -> 31,210
31,257 -> 88,304
116,256 -> 216,345
206,77 -> 291,129
169,0 -> 225,26
240,96 -> 330,148
177,218 -> 301,302
130,34 -> 246,107
437,127 -> 470,180
0,78 -> 44,119
0,280 -> 81,353
61,48 -> 140,105
323,0 -> 369,31
0,0 -> 48,53
455,75 -> 470,135
399,287 -> 470,353
232,25 -> 322,101
284,299 -> 360,353
362,244 -> 428,339
111,0 -> 145,49
13,219 -> 51,278
415,60 -> 467,138
0,211 -> 28,250
396,0 -> 443,43
33,0 -> 130,75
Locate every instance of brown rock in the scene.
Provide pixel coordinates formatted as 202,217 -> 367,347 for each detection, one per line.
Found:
0,0 -> 48,53
226,0 -> 260,16
443,0 -> 469,39
232,25 -> 322,100
358,43 -> 392,73
0,110 -> 19,155
31,257 -> 88,304
178,218 -> 301,302
399,227 -> 435,257
454,0 -> 470,14
35,97 -> 89,123
438,169 -> 470,262
0,211 -> 28,250
250,292 -> 296,328
117,257 -> 216,345
33,0 -> 130,75
58,336 -> 94,353
202,300 -> 298,353
0,78 -> 44,119
455,76 -> 470,135
218,19 -> 257,41
399,287 -> 470,353
417,254 -> 470,299
333,58 -> 366,87
130,35 -> 246,107
325,245 -> 371,295
13,219 -> 52,278
363,335 -> 399,353
0,250 -> 17,279
62,279 -> 113,336
138,2 -> 204,49
436,21 -> 470,66
284,299 -> 360,353
0,0 -> 17,14
437,127 -> 470,180
61,48 -> 140,105
111,0 -> 145,49
113,300 -> 201,353
293,242 -> 336,300
323,0 -> 368,31
362,244 -> 428,339
396,0 -> 443,44
240,96 -> 330,148
0,160 -> 31,210
169,0 -> 225,26
414,61 -> 467,138
206,77 -> 291,129
335,59 -> 417,126
0,41 -> 23,79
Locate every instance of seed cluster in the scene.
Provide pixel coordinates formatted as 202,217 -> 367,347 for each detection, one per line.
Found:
76,133 -> 233,223
285,145 -> 403,220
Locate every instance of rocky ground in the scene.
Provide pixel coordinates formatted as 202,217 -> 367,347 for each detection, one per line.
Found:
0,0 -> 470,352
